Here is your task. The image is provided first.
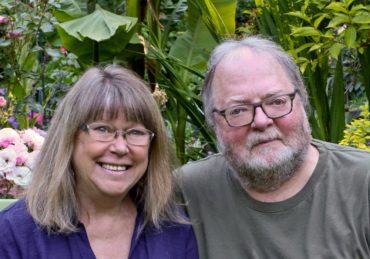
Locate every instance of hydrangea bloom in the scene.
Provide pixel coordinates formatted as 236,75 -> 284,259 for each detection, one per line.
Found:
0,128 -> 45,198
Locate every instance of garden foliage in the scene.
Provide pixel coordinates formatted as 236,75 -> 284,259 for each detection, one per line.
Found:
251,0 -> 370,143
1,0 -> 369,164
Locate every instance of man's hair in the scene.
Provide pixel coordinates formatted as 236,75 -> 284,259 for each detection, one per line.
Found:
202,35 -> 310,130
26,65 -> 181,233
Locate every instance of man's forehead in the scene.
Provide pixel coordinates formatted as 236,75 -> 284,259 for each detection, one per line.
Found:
217,47 -> 272,67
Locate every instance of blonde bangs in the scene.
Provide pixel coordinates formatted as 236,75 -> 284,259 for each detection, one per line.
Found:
72,71 -> 156,131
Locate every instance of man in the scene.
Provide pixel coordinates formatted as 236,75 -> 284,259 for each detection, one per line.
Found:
178,36 -> 370,258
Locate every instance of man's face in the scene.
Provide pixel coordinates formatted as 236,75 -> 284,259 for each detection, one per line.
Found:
212,49 -> 311,192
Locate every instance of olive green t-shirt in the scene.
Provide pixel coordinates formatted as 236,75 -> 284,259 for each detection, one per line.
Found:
179,140 -> 370,259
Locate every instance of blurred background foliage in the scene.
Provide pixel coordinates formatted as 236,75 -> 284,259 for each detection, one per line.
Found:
0,0 -> 369,164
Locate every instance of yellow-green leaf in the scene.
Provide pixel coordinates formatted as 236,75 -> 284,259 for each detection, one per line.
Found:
325,2 -> 348,13
313,14 -> 328,29
295,43 -> 315,53
352,15 -> 370,24
344,26 -> 357,48
309,43 -> 323,52
327,14 -> 351,28
329,43 -> 346,59
286,11 -> 311,23
291,27 -> 322,37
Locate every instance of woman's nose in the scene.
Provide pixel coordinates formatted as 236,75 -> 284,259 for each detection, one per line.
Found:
109,134 -> 129,155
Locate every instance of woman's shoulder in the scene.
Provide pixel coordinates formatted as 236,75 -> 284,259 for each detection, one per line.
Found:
0,199 -> 95,258
0,198 -> 40,239
0,199 -> 32,224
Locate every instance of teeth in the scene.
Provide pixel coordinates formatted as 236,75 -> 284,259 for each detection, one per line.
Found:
101,164 -> 128,171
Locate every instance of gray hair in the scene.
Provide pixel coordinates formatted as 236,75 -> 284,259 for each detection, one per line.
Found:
202,35 -> 310,130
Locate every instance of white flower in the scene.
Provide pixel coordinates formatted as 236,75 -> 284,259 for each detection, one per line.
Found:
6,166 -> 32,186
25,150 -> 40,171
0,148 -> 17,177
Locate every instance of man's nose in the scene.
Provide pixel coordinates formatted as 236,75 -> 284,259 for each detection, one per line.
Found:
251,106 -> 273,129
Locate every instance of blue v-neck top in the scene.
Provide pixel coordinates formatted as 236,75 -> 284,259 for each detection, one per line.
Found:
0,199 -> 198,259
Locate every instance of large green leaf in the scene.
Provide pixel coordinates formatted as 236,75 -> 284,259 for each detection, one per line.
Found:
169,0 -> 236,74
56,5 -> 137,66
52,0 -> 83,22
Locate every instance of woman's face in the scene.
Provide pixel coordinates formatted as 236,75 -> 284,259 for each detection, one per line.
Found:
72,114 -> 151,200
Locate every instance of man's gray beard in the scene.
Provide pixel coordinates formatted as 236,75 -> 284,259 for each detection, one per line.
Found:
218,119 -> 311,193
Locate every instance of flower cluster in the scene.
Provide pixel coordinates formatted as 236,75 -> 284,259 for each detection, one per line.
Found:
0,128 -> 45,198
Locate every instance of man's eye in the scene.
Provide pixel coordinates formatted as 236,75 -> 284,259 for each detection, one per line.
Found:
228,107 -> 249,116
268,97 -> 288,106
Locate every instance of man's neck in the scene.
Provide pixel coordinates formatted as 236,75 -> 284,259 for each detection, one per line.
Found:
244,144 -> 319,203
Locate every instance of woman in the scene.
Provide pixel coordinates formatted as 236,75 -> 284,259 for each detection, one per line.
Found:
0,66 -> 198,258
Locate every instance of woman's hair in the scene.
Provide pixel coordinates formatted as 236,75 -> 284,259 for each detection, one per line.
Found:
26,65 -> 181,233
202,35 -> 311,130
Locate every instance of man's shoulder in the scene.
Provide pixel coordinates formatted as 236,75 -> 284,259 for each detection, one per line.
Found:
313,139 -> 370,182
176,153 -> 228,187
180,153 -> 226,175
313,139 -> 370,162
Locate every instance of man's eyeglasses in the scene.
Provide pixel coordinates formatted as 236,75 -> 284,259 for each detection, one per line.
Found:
212,91 -> 297,127
80,123 -> 155,146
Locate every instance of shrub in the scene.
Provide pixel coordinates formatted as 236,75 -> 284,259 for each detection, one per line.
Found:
340,104 -> 370,151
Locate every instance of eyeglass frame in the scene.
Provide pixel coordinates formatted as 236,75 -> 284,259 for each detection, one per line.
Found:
212,90 -> 298,127
80,123 -> 155,146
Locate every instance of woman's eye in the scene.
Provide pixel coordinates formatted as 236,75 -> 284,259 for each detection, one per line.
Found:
128,129 -> 146,136
93,125 -> 113,133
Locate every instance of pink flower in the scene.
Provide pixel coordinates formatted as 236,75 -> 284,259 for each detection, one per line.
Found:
7,30 -> 22,39
0,96 -> 7,107
29,112 -> 44,125
0,15 -> 9,24
60,45 -> 68,55
19,128 -> 44,150
0,128 -> 21,148
31,127 -> 47,138
6,143 -> 28,166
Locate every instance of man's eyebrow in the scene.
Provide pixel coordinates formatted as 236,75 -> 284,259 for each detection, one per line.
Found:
224,91 -> 285,106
